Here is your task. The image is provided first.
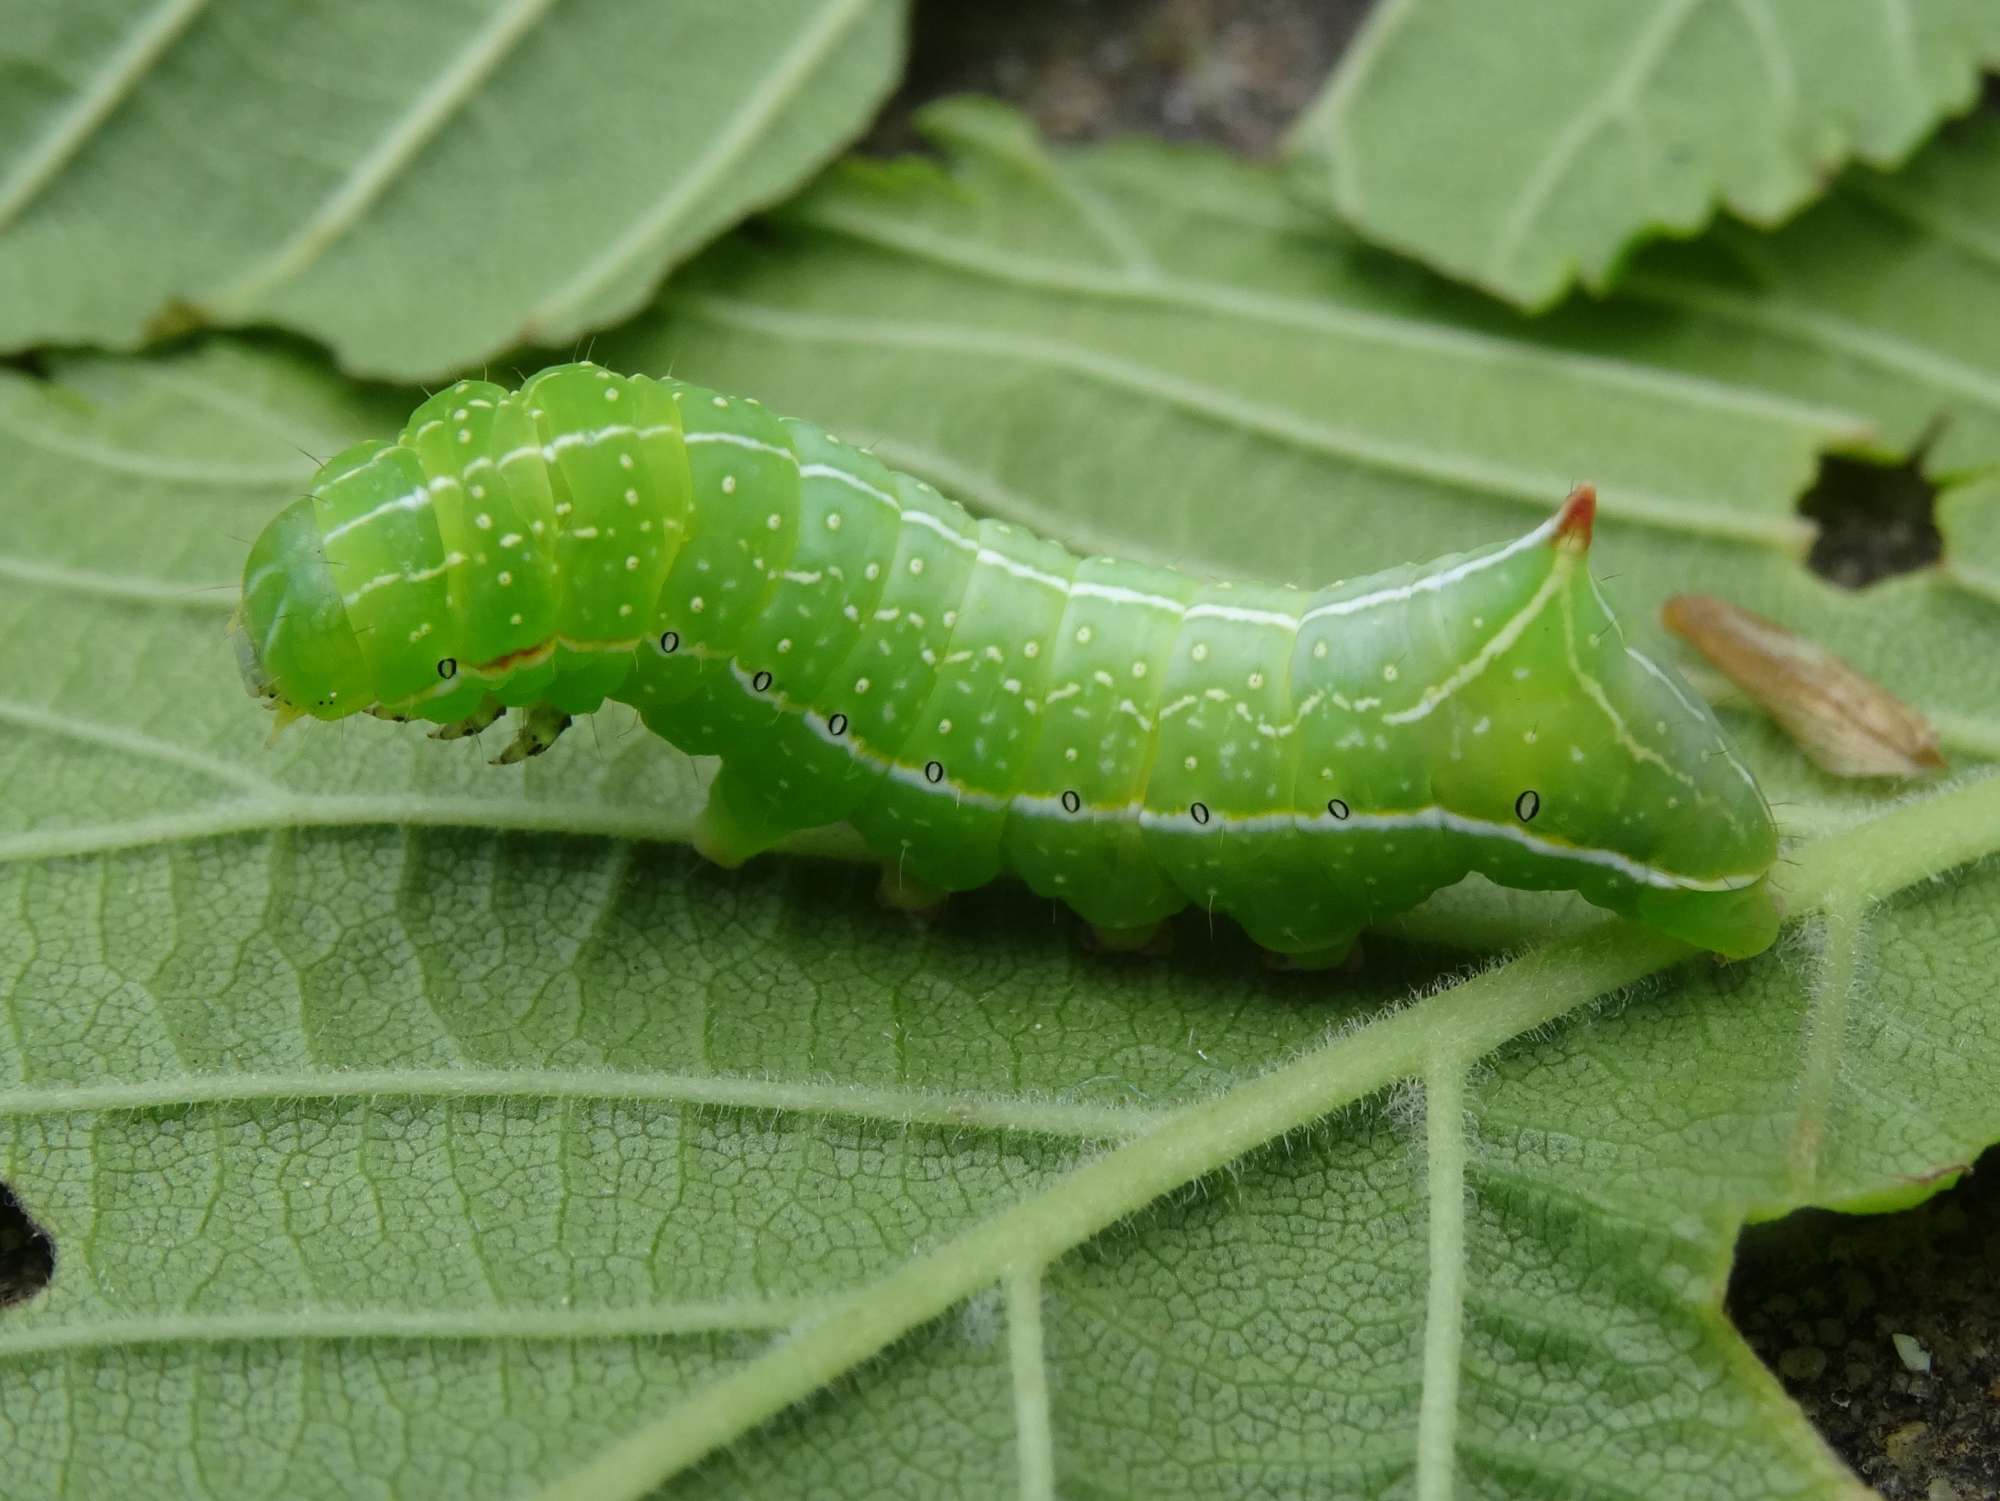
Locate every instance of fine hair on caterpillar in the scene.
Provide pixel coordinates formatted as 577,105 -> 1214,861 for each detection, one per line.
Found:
234,362 -> 1781,962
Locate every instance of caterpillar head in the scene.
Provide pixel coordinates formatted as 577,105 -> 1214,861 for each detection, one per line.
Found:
235,484 -> 376,727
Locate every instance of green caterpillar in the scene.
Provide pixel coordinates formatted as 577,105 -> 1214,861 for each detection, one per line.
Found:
235,362 -> 1780,961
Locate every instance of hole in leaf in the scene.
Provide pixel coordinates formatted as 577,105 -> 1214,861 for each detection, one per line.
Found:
1799,450 -> 1941,589
868,0 -> 1371,157
1727,1143 -> 2000,1498
0,1179 -> 54,1309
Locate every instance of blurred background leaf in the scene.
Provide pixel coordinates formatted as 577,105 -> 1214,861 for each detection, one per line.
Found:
0,0 -> 907,378
1286,0 -> 2000,308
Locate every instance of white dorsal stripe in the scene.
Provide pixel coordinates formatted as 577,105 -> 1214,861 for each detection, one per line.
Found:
975,546 -> 1069,592
1183,602 -> 1298,629
799,461 -> 900,509
1068,581 -> 1185,613
686,430 -> 799,463
1301,509 -> 1563,625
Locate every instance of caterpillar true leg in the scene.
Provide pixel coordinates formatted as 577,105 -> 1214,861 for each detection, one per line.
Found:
431,695 -> 505,741
494,704 -> 572,765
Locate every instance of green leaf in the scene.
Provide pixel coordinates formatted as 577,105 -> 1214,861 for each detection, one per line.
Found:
0,0 -> 906,380
4,107 -> 2000,1500
1284,0 -> 2000,309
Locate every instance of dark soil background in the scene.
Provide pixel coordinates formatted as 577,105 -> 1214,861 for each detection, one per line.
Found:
1,2 -> 1990,1496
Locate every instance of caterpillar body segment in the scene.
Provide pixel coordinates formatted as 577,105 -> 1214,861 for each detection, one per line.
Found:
236,363 -> 1782,960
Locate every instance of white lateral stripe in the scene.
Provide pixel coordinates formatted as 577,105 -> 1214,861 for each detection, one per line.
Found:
1381,560 -> 1566,724
1301,510 -> 1561,625
1124,803 -> 1755,891
340,551 -> 466,605
1626,646 -> 1763,794
697,648 -> 1747,895
1561,588 -> 1693,787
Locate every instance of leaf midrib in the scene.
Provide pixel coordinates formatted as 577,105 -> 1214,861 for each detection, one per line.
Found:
530,769 -> 2000,1501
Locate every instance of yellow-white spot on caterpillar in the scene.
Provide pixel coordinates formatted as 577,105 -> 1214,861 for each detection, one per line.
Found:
864,562 -> 881,581
909,557 -> 925,575
938,718 -> 953,734
510,613 -> 523,625
943,610 -> 957,628
408,622 -> 433,642
711,395 -> 728,408
625,556 -> 640,571
722,475 -> 737,495
1472,716 -> 1490,734
605,387 -> 620,402
1093,669 -> 1115,688
777,638 -> 792,653
571,526 -> 598,539
1184,755 -> 1198,770
1513,666 -> 1531,680
1192,642 -> 1208,661
470,484 -> 487,499
531,520 -> 546,535
619,453 -> 635,470
855,677 -> 871,693
458,428 -> 473,444
619,603 -> 633,617
690,597 -> 705,613
766,514 -> 781,530
499,533 -> 522,548
624,489 -> 640,505
453,407 -> 469,420
475,513 -> 493,530
1382,663 -> 1398,682
1312,641 -> 1328,659
1023,640 -> 1039,658
826,513 -> 843,531
1570,745 -> 1586,762
1247,671 -> 1264,689
1524,729 -> 1539,744
1132,660 -> 1147,678
1064,746 -> 1078,762
1075,625 -> 1092,644
497,571 -> 513,586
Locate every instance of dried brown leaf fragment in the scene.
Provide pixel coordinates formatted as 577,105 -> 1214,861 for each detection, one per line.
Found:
1663,595 -> 1946,780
